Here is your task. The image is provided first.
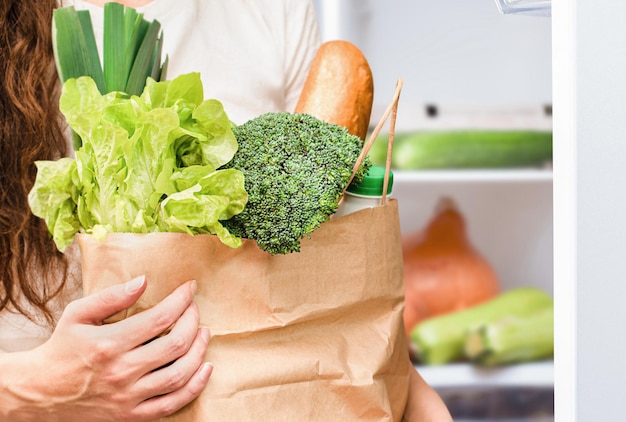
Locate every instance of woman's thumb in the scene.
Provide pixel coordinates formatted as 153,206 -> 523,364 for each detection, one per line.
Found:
66,275 -> 147,324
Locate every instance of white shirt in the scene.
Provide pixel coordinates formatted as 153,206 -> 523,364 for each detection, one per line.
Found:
62,0 -> 321,124
1,0 -> 320,352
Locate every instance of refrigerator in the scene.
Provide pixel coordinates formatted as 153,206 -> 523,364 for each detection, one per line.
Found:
553,1 -> 626,421
313,1 -> 556,420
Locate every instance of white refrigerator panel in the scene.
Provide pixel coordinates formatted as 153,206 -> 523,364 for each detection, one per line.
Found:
554,0 -> 626,420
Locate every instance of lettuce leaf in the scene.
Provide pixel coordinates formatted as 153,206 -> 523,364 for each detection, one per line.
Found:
28,72 -> 247,251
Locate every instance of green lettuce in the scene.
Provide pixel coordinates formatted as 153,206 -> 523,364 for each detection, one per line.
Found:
28,72 -> 247,251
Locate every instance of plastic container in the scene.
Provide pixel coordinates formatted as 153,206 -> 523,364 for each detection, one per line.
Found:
334,165 -> 394,218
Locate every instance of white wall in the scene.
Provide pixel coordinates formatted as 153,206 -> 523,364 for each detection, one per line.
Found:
313,0 -> 552,130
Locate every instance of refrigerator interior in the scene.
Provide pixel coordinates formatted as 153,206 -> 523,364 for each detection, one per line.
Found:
312,1 -> 554,420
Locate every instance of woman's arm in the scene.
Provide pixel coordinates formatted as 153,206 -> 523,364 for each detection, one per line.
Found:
0,276 -> 211,422
403,367 -> 453,422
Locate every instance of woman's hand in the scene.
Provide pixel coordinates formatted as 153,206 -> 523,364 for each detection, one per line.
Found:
0,276 -> 212,422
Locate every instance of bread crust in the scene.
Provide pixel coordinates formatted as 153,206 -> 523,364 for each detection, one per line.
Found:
294,40 -> 374,140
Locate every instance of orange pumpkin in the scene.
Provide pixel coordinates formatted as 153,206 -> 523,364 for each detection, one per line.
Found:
402,197 -> 500,335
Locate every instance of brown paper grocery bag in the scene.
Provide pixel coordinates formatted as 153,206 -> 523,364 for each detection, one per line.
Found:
79,198 -> 411,421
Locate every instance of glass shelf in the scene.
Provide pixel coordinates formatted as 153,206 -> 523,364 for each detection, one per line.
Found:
394,168 -> 553,184
416,360 -> 554,389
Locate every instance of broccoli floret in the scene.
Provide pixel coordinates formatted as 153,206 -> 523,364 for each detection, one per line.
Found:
221,112 -> 371,255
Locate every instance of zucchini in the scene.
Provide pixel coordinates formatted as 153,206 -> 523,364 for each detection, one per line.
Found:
410,287 -> 553,365
464,303 -> 554,366
370,130 -> 552,169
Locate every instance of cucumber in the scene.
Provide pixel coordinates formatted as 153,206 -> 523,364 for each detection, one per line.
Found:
368,133 -> 393,166
410,287 -> 553,365
464,303 -> 554,366
371,130 -> 552,169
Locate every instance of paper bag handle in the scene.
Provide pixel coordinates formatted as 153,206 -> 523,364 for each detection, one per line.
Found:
346,78 -> 403,206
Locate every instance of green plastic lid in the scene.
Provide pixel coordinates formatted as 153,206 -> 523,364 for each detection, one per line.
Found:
347,165 -> 393,196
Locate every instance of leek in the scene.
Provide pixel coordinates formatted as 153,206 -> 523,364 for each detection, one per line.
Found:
103,1 -> 126,92
125,20 -> 161,95
52,2 -> 167,96
52,7 -> 105,93
52,2 -> 167,149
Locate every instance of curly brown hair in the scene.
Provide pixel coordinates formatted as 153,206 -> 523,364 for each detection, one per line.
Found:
0,0 -> 70,324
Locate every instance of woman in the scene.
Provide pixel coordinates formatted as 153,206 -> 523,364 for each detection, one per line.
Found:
0,0 -> 320,420
0,0 -> 451,420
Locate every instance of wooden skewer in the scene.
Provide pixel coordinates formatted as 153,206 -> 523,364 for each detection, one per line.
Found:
346,78 -> 404,199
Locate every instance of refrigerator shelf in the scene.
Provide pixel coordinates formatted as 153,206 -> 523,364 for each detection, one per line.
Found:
416,360 -> 554,389
394,168 -> 553,184
416,361 -> 555,420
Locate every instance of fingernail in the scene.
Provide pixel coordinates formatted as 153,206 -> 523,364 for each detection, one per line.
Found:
200,327 -> 210,344
125,275 -> 145,294
190,279 -> 197,295
200,362 -> 214,379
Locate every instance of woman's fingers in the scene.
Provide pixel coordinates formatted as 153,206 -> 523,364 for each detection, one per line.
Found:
131,329 -> 212,419
63,275 -> 148,325
133,361 -> 213,420
125,301 -> 203,373
37,276 -> 211,421
111,279 -> 198,348
134,327 -> 211,397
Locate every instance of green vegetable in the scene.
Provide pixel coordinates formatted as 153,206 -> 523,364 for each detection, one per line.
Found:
410,287 -> 553,365
371,130 -> 552,169
221,112 -> 370,255
102,2 -> 127,93
53,2 -> 166,96
464,303 -> 554,366
52,3 -> 167,150
52,7 -> 106,94
28,73 -> 247,251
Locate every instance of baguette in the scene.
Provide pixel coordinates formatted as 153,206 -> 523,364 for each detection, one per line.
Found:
294,40 -> 374,140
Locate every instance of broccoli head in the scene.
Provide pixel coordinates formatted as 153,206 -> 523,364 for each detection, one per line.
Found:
221,112 -> 371,255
